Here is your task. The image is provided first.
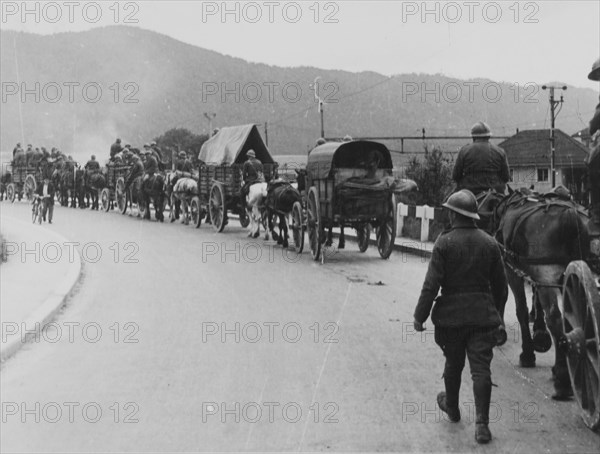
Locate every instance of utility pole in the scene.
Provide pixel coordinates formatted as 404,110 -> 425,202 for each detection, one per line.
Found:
264,122 -> 269,146
311,77 -> 325,138
204,112 -> 216,136
542,85 -> 567,187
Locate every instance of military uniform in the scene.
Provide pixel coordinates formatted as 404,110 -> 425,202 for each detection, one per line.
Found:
144,154 -> 158,176
110,141 -> 123,159
414,197 -> 508,442
125,159 -> 144,189
175,158 -> 193,173
241,154 -> 264,201
453,140 -> 510,194
587,97 -> 600,234
85,159 -> 100,171
243,157 -> 264,184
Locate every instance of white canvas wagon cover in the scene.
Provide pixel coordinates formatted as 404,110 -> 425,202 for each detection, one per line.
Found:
198,124 -> 275,165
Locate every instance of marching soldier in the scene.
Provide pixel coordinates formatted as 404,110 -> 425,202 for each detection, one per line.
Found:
413,189 -> 508,444
587,58 -> 600,236
453,122 -> 510,194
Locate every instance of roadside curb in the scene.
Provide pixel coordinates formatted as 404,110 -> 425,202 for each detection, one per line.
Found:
0,217 -> 82,362
228,214 -> 434,259
333,231 -> 434,259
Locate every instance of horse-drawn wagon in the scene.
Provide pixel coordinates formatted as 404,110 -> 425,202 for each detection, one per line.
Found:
293,140 -> 397,260
100,163 -> 131,212
197,124 -> 278,232
477,188 -> 600,430
5,164 -> 44,202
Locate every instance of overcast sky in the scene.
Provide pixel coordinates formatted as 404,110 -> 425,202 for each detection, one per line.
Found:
2,1 -> 599,89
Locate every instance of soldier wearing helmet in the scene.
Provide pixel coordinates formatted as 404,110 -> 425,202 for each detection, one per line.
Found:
175,151 -> 193,173
413,189 -> 508,445
452,122 -> 510,194
85,155 -> 100,172
587,57 -> 600,236
241,149 -> 264,201
125,154 -> 144,191
110,138 -> 123,160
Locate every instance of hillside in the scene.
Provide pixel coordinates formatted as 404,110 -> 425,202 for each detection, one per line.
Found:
1,26 -> 598,162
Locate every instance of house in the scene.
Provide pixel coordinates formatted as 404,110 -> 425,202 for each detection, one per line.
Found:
499,129 -> 590,202
572,127 -> 592,148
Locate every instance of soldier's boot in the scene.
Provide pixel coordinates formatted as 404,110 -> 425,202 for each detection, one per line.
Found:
437,374 -> 461,422
474,379 -> 492,444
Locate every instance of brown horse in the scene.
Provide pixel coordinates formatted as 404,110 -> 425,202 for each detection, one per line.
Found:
491,189 -> 590,399
264,180 -> 302,248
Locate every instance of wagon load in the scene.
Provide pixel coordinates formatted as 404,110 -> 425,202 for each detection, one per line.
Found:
335,175 -> 396,217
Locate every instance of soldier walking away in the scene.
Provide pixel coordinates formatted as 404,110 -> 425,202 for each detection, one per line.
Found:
413,190 -> 508,444
453,122 -> 510,195
587,58 -> 600,237
241,149 -> 264,202
110,138 -> 123,160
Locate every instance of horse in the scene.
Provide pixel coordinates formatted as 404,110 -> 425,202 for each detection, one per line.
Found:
140,173 -> 166,222
84,170 -> 106,210
246,182 -> 269,239
59,167 -> 77,207
0,171 -> 11,201
264,180 -> 302,248
490,188 -> 590,400
171,177 -> 198,225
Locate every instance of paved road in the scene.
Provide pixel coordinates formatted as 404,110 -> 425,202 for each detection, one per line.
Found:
1,203 -> 598,453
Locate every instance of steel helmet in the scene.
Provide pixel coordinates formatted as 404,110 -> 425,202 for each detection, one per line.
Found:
471,122 -> 492,138
588,58 -> 600,81
179,151 -> 187,158
443,190 -> 480,220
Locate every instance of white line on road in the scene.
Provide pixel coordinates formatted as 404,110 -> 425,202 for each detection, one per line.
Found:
296,282 -> 353,451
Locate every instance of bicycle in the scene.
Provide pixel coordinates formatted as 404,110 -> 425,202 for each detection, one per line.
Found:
31,195 -> 43,224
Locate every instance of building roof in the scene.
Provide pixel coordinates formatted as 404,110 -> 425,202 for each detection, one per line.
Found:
498,129 -> 589,168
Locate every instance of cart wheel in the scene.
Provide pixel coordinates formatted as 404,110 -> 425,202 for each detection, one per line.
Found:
24,175 -> 36,201
100,188 -> 111,212
292,201 -> 304,253
31,202 -> 38,223
357,224 -> 371,252
191,196 -> 203,228
307,187 -> 321,261
7,183 -> 16,203
562,260 -> 600,430
209,182 -> 226,232
239,209 -> 250,228
116,178 -> 127,214
377,195 -> 397,259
